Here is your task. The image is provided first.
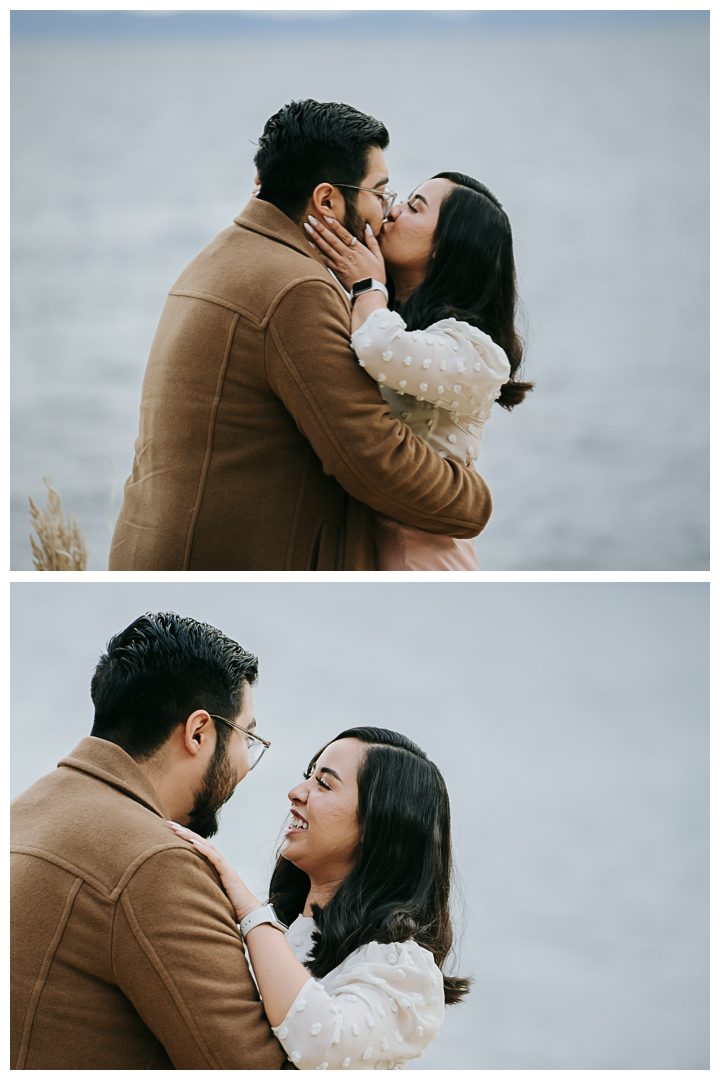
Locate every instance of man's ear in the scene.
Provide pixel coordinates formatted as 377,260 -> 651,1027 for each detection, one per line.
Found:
309,183 -> 346,225
183,710 -> 213,756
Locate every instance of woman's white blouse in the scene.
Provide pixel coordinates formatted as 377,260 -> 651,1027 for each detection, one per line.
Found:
350,308 -> 511,467
272,916 -> 444,1070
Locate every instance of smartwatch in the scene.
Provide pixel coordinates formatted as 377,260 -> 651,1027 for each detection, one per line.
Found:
350,278 -> 389,304
239,903 -> 288,940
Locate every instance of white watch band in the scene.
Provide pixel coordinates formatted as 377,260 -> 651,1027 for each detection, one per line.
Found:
239,903 -> 288,940
351,278 -> 389,303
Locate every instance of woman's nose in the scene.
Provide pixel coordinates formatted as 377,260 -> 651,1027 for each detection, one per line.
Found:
288,781 -> 307,803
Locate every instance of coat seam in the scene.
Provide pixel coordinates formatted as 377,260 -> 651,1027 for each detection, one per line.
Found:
11,842 -> 198,902
15,876 -> 84,1069
182,311 -> 240,570
170,272 -> 347,331
11,846 -> 111,897
284,444 -> 311,570
168,288 -> 258,322
262,318 -> 310,570
117,888 -> 218,1069
264,276 -> 349,328
109,898 -> 165,1069
111,844 -> 203,901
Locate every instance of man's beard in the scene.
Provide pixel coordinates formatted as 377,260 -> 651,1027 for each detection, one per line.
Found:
344,198 -> 365,241
186,741 -> 238,838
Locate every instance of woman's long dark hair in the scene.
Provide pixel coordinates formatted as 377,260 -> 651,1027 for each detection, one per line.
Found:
267,727 -> 471,1005
397,172 -> 532,409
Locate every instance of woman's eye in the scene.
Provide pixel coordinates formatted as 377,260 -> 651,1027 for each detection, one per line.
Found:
409,201 -> 419,213
316,776 -> 331,790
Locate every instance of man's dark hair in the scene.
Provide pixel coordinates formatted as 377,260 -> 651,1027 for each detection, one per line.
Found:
254,99 -> 389,223
90,612 -> 258,761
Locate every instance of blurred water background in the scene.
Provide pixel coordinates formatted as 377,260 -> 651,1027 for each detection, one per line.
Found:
10,10 -> 709,570
10,582 -> 708,1067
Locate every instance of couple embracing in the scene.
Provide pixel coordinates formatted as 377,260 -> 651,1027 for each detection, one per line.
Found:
11,612 -> 467,1069
109,99 -> 530,571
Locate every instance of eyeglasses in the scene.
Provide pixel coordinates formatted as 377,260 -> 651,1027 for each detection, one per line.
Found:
208,714 -> 271,770
331,184 -> 398,219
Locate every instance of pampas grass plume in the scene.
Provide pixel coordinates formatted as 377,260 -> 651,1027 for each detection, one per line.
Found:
29,478 -> 88,571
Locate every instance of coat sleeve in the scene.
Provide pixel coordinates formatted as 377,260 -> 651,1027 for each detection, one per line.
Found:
271,940 -> 444,1070
111,846 -> 290,1070
350,308 -> 511,409
264,280 -> 492,538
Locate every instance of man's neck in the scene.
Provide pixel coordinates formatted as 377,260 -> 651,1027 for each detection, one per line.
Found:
132,748 -> 194,825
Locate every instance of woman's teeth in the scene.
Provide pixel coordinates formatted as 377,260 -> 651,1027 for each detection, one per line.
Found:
289,818 -> 307,830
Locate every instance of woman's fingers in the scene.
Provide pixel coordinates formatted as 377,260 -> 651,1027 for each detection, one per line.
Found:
304,224 -> 341,268
168,821 -> 204,842
303,222 -> 334,252
364,224 -> 383,256
304,214 -> 386,291
167,821 -> 221,857
320,214 -> 358,247
307,215 -> 352,254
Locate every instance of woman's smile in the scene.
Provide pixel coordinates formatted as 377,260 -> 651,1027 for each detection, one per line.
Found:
285,808 -> 308,833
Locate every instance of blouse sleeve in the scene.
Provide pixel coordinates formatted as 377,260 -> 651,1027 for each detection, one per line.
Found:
350,308 -> 511,410
271,940 -> 444,1070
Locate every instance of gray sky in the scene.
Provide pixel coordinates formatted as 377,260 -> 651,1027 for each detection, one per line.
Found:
11,583 -> 708,1068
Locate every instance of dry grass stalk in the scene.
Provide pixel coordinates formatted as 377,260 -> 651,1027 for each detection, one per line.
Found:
29,478 -> 88,571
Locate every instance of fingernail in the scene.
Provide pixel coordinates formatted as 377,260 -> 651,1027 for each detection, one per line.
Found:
323,216 -> 334,224
308,242 -> 316,249
303,223 -> 314,233
366,223 -> 372,232
167,821 -> 183,827
308,215 -> 318,225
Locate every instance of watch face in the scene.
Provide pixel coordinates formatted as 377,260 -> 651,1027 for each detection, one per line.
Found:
353,278 -> 373,294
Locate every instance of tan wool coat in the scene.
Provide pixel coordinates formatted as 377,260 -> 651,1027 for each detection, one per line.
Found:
108,199 -> 492,570
10,736 -> 293,1070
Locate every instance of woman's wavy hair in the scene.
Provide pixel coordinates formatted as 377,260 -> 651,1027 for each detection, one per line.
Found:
397,172 -> 532,409
267,726 -> 471,1005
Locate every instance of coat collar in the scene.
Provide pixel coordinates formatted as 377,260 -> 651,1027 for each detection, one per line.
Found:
234,197 -> 331,272
58,736 -> 169,819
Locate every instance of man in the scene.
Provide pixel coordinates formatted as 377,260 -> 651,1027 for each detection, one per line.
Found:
108,99 -> 492,569
10,613 -> 293,1070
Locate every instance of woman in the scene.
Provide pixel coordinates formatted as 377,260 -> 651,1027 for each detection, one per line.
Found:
305,173 -> 532,571
168,727 -> 469,1070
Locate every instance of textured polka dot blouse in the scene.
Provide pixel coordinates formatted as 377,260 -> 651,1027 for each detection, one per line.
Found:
271,916 -> 445,1070
350,309 -> 511,467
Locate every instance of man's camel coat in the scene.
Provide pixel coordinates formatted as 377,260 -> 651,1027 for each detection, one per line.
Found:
10,737 -> 292,1070
108,199 -> 492,570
